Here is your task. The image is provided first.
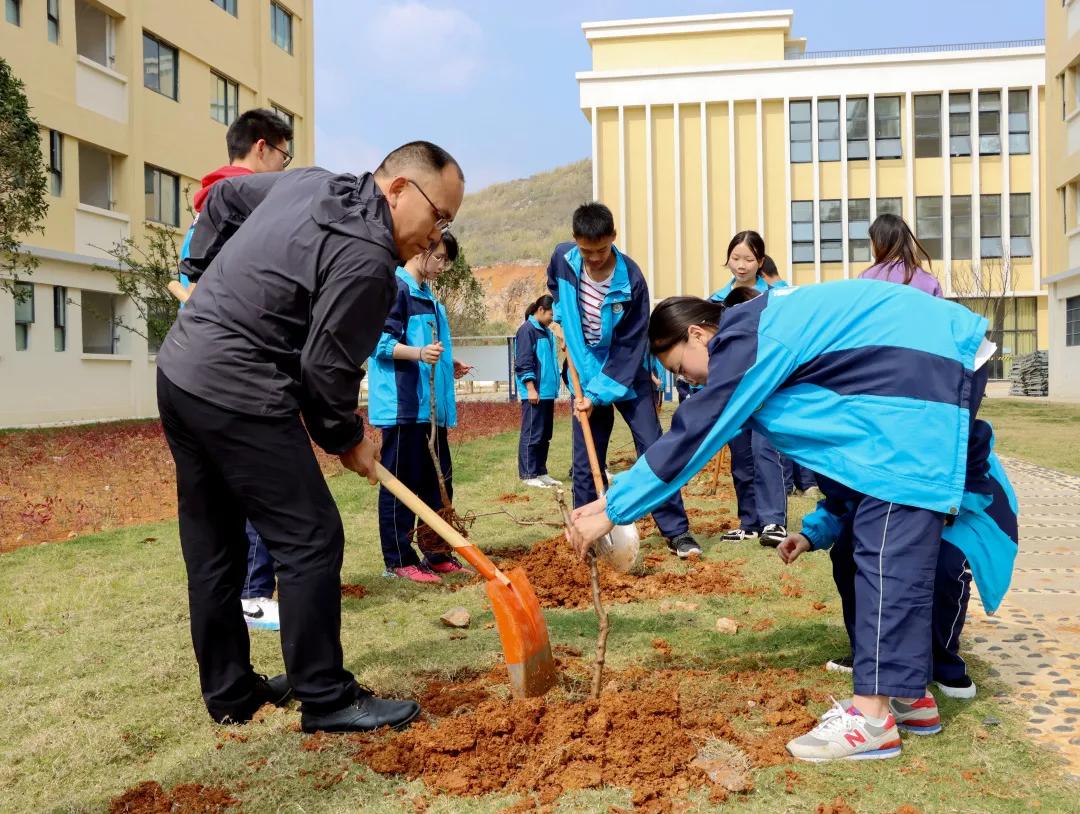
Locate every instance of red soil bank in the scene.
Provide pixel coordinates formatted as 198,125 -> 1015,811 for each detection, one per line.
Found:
108,781 -> 239,814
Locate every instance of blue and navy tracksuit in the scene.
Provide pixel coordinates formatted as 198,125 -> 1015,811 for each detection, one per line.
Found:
367,268 -> 457,569
605,280 -> 990,698
803,419 -> 1018,683
547,242 -> 689,539
515,316 -> 560,479
709,277 -> 787,531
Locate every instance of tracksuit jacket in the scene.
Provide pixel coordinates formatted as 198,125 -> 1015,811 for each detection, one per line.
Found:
514,316 -> 560,400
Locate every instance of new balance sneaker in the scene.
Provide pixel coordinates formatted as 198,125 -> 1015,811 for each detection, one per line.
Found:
538,474 -> 563,487
666,533 -> 702,559
721,528 -> 758,542
241,597 -> 280,631
387,565 -> 442,584
934,675 -> 977,700
787,701 -> 902,762
889,694 -> 943,735
759,524 -> 787,548
826,654 -> 855,674
424,556 -> 467,574
522,477 -> 550,489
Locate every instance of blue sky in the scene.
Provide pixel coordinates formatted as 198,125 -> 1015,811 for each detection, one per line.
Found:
313,1 -> 1045,191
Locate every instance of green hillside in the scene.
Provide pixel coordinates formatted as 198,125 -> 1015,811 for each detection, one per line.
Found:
453,159 -> 592,266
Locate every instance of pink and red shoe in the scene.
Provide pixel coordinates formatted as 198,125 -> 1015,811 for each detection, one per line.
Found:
387,565 -> 442,584
424,557 -> 467,574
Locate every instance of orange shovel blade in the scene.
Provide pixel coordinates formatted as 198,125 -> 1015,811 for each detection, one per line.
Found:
486,567 -> 557,698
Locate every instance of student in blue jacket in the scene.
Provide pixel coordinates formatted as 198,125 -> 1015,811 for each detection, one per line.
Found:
548,203 -> 700,559
708,232 -> 788,547
515,295 -> 562,488
367,233 -> 472,584
567,281 -> 991,763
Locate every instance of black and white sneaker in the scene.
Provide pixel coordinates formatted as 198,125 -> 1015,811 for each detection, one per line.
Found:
759,524 -> 787,548
825,655 -> 854,674
667,533 -> 702,559
934,675 -> 977,699
721,527 -> 758,543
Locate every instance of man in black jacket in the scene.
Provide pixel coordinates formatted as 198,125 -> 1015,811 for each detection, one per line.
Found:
156,141 -> 464,732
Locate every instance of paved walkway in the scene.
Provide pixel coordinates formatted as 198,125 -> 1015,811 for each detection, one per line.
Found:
964,455 -> 1080,781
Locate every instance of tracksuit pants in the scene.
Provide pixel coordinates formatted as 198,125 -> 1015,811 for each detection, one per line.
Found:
157,370 -> 358,721
378,423 -> 455,570
782,454 -> 818,493
571,388 -> 689,540
241,521 -> 275,600
518,399 -> 555,479
729,425 -> 788,531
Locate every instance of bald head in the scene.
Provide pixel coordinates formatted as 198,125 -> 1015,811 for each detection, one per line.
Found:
375,141 -> 464,184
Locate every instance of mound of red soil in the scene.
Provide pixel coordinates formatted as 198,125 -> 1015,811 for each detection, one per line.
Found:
487,534 -> 753,609
341,584 -> 368,599
109,781 -> 239,814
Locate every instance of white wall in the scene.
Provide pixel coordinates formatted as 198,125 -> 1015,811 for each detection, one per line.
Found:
1049,275 -> 1080,401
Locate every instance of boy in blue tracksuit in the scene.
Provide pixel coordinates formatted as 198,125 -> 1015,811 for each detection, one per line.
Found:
567,280 -> 992,762
367,233 -> 471,584
548,203 -> 699,559
515,295 -> 561,487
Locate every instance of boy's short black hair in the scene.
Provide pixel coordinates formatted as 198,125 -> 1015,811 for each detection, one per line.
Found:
572,202 -> 616,241
226,109 -> 294,161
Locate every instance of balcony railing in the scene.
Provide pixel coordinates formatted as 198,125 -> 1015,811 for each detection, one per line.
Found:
75,56 -> 128,123
788,39 -> 1044,61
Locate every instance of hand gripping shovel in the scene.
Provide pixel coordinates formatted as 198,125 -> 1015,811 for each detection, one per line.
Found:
373,461 -> 557,698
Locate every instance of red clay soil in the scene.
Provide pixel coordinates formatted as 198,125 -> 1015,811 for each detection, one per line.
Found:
340,584 -> 368,600
354,664 -> 825,813
816,799 -> 857,814
108,781 -> 239,814
486,534 -> 752,609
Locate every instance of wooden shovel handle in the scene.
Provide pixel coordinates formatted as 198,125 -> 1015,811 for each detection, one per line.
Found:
167,280 -> 192,303
373,462 -> 509,586
563,353 -> 606,497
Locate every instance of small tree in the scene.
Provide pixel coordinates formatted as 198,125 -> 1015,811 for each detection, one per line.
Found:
0,58 -> 49,299
432,242 -> 486,335
952,248 -> 1015,378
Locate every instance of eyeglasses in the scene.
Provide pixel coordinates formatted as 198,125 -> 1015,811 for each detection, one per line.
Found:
406,178 -> 453,230
268,142 -> 292,169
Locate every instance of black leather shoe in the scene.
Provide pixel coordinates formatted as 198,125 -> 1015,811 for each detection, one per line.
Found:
254,673 -> 293,707
301,692 -> 421,733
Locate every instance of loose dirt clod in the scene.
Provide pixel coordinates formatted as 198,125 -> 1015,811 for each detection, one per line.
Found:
715,617 -> 739,635
109,781 -> 239,814
780,573 -> 804,598
440,607 -> 471,628
341,584 -> 368,599
816,797 -> 857,814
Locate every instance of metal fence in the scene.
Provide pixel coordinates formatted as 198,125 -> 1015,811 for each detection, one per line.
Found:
788,38 -> 1044,61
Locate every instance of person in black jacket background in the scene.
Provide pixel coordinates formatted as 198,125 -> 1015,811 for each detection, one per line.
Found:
156,141 -> 464,733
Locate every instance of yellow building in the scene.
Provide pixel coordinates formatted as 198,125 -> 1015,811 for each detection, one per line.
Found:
0,0 -> 314,426
1044,0 -> 1080,399
577,10 -> 1046,380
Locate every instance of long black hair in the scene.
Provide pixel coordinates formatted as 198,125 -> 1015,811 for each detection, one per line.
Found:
726,230 -> 766,278
648,296 -> 725,354
868,213 -> 934,285
525,294 -> 554,319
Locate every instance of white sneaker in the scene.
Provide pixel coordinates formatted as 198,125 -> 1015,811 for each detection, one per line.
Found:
787,700 -> 902,762
538,474 -> 563,486
521,477 -> 550,489
241,597 -> 280,631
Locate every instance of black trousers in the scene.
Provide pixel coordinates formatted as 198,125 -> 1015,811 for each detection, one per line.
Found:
157,369 -> 357,720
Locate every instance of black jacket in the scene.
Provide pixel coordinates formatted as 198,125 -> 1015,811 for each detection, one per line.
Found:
157,168 -> 399,454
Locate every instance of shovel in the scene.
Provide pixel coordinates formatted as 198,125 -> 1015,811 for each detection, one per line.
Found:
562,353 -> 640,572
373,461 -> 557,699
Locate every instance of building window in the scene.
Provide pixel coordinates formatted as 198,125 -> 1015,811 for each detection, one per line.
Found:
952,195 -> 972,260
6,0 -> 20,26
271,104 -> 295,156
143,32 -> 178,100
211,72 -> 239,125
14,282 -> 33,351
875,96 -> 902,159
1067,296 -> 1080,347
848,199 -> 871,262
271,2 -> 293,54
981,194 -> 1003,258
789,100 -> 811,163
46,0 -> 58,42
53,286 -> 66,352
211,0 -> 237,15
145,165 -> 180,227
949,92 -> 971,157
1010,193 -> 1032,257
818,98 -> 840,162
916,197 -> 944,259
78,142 -> 112,209
48,130 -> 62,196
1008,89 -> 1030,155
792,201 -> 815,263
914,94 -> 941,158
820,199 -> 842,261
877,197 -> 902,218
955,296 -> 1037,379
978,91 -> 1002,156
81,291 -> 117,355
847,97 -> 868,160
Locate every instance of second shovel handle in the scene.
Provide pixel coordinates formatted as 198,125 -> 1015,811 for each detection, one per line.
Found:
563,354 -> 606,497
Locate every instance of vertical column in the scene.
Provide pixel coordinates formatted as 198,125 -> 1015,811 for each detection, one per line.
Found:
755,98 -> 765,231
590,106 -> 599,201
700,101 -> 711,296
1030,83 -> 1042,287
784,96 -> 792,280
972,88 -> 982,286
645,104 -> 655,291
869,95 -> 878,222
943,89 -> 954,296
840,93 -> 850,278
811,96 -> 821,283
1000,86 -> 1012,291
728,99 -> 736,237
904,91 -> 915,225
673,103 -> 683,296
618,106 -> 626,241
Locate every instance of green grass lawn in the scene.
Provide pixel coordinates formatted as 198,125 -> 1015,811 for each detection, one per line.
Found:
980,398 -> 1080,476
1,412 -> 1076,813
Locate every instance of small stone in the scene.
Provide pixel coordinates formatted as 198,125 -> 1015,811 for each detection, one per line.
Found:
714,617 -> 739,635
982,716 -> 1002,727
440,607 -> 471,628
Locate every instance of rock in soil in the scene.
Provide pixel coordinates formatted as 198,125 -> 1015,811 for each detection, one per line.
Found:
440,607 -> 471,628
715,617 -> 740,635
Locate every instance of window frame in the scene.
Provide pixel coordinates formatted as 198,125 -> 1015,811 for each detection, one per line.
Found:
817,98 -> 840,163
789,100 -> 812,164
848,198 -> 871,263
1010,193 -> 1032,258
210,71 -> 239,125
819,199 -> 843,262
876,197 -> 903,219
915,196 -> 944,260
14,281 -> 34,351
874,95 -> 902,159
791,200 -> 815,264
271,103 -> 296,156
54,285 -> 66,352
143,31 -> 179,100
1067,295 -> 1080,347
48,130 -> 62,196
980,194 -> 1003,259
914,94 -> 942,158
270,2 -> 293,55
949,92 -> 972,157
211,0 -> 238,15
5,0 -> 20,26
144,164 -> 181,228
846,97 -> 869,160
978,90 -> 1002,156
46,0 -> 58,42
951,195 -> 973,260
1008,89 -> 1031,155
